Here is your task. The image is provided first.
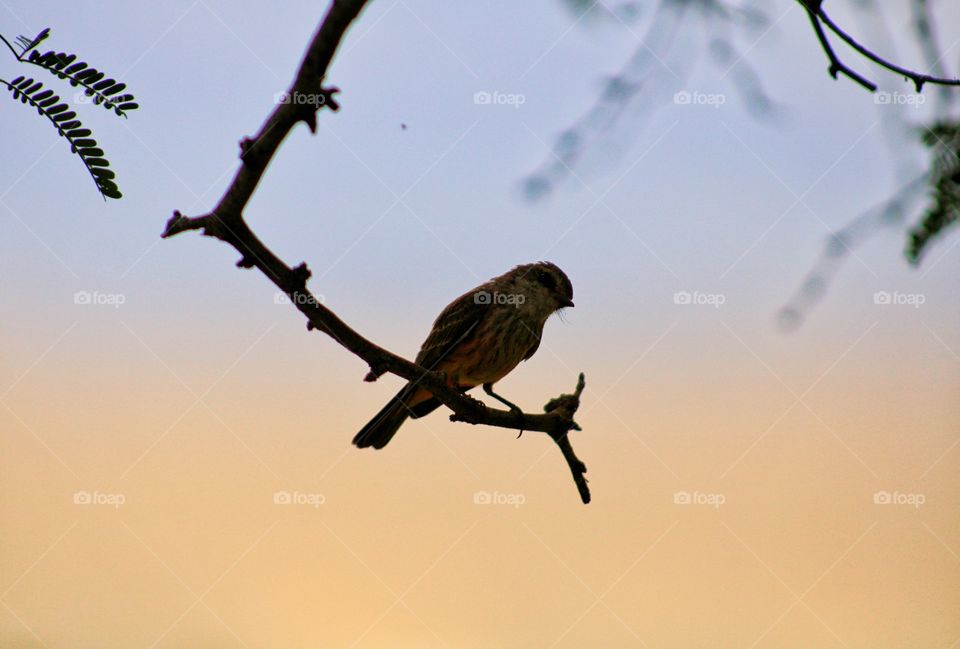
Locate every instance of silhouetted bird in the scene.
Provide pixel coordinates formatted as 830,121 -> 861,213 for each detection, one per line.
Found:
353,262 -> 574,449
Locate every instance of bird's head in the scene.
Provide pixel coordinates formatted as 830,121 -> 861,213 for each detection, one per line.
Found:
504,261 -> 574,318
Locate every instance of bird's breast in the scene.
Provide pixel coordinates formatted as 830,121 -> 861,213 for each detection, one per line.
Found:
443,309 -> 544,387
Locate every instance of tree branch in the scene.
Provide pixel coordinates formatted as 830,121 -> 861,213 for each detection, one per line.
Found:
798,0 -> 960,93
161,0 -> 591,504
817,5 -> 960,92
802,4 -> 877,92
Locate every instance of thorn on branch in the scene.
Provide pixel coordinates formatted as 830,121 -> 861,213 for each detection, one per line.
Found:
292,262 -> 311,281
292,85 -> 340,133
300,107 -> 318,134
317,86 -> 340,112
162,210 -> 186,237
239,136 -> 258,163
162,210 -> 217,239
321,86 -> 340,111
290,262 -> 312,291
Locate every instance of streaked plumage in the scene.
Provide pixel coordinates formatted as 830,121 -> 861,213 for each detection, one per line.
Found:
353,262 -> 574,449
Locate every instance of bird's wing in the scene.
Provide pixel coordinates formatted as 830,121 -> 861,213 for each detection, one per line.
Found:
414,288 -> 487,371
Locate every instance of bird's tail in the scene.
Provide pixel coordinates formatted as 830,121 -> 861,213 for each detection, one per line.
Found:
352,387 -> 412,449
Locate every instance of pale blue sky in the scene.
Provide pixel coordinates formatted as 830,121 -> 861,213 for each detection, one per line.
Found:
2,1 -> 955,352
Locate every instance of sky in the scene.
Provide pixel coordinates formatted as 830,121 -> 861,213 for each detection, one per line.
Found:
1,1 -> 958,648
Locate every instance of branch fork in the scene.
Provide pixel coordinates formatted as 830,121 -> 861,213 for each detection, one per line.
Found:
799,0 -> 960,93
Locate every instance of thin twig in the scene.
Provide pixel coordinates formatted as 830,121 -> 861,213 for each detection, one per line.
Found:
0,34 -> 20,59
798,0 -> 960,93
803,5 -> 877,92
817,6 -> 960,92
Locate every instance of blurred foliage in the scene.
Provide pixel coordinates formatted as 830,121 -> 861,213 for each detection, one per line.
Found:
561,0 -> 644,22
909,121 -> 960,263
525,0 -> 776,201
544,0 -> 958,328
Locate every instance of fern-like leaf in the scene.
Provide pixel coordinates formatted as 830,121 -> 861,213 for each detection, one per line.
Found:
908,121 -> 960,264
2,77 -> 122,199
27,49 -> 138,117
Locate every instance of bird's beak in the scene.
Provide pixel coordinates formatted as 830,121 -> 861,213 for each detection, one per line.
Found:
559,297 -> 575,308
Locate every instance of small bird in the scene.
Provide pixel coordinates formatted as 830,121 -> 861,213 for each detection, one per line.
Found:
353,262 -> 574,449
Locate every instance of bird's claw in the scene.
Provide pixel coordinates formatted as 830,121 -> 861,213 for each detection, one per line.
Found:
507,405 -> 524,438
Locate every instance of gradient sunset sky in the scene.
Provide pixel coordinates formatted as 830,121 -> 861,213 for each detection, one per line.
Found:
1,1 -> 958,648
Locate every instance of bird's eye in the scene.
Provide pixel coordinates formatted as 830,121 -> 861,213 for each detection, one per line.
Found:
536,269 -> 557,292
